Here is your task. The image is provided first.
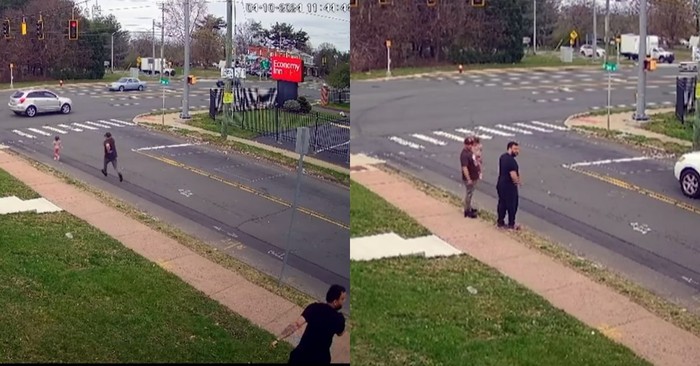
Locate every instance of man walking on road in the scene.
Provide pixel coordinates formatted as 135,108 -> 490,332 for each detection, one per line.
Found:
271,284 -> 346,364
460,137 -> 481,218
496,141 -> 521,229
101,132 -> 123,182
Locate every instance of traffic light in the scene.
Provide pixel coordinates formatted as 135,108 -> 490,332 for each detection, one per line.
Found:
2,20 -> 10,39
643,57 -> 657,71
427,0 -> 437,6
187,75 -> 197,85
21,17 -> 26,36
68,19 -> 78,40
471,0 -> 485,6
350,0 -> 358,7
36,18 -> 44,40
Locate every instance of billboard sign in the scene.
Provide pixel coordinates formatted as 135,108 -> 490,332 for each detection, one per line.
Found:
271,55 -> 304,83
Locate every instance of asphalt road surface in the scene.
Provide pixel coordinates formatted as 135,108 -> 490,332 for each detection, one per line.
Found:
0,77 -> 347,303
352,64 -> 700,314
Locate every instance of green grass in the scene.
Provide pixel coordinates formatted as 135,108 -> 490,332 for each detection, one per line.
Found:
643,112 -> 695,142
189,114 -> 258,139
352,53 -> 613,80
0,170 -> 293,363
326,102 -> 350,112
350,181 -> 650,366
350,181 -> 430,239
190,109 -> 340,139
574,125 -> 692,155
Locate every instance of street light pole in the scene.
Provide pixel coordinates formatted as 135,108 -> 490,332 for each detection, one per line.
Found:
182,0 -> 191,119
161,3 -> 165,74
111,31 -> 116,73
633,0 -> 648,121
533,0 -> 537,55
223,0 -> 232,138
152,19 -> 156,74
592,0 -> 597,60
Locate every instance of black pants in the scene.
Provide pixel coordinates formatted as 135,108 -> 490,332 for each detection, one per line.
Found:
497,185 -> 518,227
288,347 -> 331,364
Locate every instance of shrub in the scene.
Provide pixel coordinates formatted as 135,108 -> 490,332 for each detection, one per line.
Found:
283,99 -> 301,112
297,96 -> 312,113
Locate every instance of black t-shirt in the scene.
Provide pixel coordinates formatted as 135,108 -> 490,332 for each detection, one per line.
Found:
295,303 -> 345,357
497,152 -> 519,189
460,149 -> 480,181
104,137 -> 117,159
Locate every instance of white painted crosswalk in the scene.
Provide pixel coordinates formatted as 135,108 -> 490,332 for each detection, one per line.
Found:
387,120 -> 570,151
9,119 -> 136,139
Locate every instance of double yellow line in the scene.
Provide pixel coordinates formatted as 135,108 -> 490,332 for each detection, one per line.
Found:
135,150 -> 349,230
567,166 -> 700,216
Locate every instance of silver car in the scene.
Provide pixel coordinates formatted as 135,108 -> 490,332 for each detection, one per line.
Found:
108,77 -> 146,92
8,89 -> 73,117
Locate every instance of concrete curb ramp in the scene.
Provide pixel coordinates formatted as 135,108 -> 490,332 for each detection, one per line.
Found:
350,233 -> 462,261
0,196 -> 63,215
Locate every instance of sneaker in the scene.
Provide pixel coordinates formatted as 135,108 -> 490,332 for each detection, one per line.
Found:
466,211 -> 477,219
507,224 -> 521,231
118,173 -> 123,182
101,169 -> 107,177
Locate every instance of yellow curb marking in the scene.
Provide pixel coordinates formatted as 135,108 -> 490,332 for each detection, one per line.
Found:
566,166 -> 700,216
596,323 -> 623,340
134,150 -> 349,230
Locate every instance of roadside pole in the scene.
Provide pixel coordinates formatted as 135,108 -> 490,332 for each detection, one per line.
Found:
223,0 -> 232,139
9,63 -> 13,89
181,0 -> 191,119
604,0 -> 611,130
607,69 -> 612,130
386,39 -> 392,77
633,0 -> 648,121
278,127 -> 310,286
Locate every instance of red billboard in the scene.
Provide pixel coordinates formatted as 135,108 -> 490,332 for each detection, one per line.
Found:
271,55 -> 304,83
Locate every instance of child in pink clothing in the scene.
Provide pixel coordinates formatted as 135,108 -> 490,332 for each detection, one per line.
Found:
473,137 -> 483,179
53,136 -> 62,161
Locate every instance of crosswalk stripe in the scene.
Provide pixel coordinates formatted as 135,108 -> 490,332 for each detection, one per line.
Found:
12,130 -> 35,139
530,121 -> 569,131
85,121 -> 111,128
389,136 -> 424,150
110,119 -> 136,126
476,126 -> 514,137
27,128 -> 52,136
495,124 -> 533,135
73,122 -> 98,130
98,119 -> 125,127
514,122 -> 552,133
455,128 -> 492,140
58,124 -> 82,132
433,131 -> 466,142
42,126 -> 67,134
411,133 -> 447,146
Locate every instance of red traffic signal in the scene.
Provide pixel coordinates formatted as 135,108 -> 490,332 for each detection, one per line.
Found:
68,20 -> 78,40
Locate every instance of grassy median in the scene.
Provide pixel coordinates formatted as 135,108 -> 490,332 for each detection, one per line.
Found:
349,180 -> 650,366
0,169 -> 292,363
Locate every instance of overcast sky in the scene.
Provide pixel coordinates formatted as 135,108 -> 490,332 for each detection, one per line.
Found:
91,0 -> 349,51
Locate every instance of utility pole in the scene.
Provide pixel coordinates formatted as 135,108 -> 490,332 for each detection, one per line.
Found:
111,31 -> 116,73
223,0 -> 232,138
592,0 -> 597,60
634,0 -> 648,121
152,19 -> 156,74
533,0 -> 537,55
161,2 -> 165,74
182,0 -> 191,119
604,0 -> 610,63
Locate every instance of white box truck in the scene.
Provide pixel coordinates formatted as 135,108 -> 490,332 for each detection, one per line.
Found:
620,34 -> 675,63
140,57 -> 176,76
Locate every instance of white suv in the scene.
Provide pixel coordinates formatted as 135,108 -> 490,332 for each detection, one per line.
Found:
580,44 -> 605,58
674,151 -> 700,198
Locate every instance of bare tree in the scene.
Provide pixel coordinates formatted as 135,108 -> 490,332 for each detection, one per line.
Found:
163,0 -> 208,46
234,19 -> 264,55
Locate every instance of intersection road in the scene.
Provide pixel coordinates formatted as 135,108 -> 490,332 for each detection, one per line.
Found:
0,77 -> 347,302
352,65 -> 700,314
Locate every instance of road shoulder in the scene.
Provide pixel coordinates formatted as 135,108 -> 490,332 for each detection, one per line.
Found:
350,154 -> 700,365
0,149 -> 350,363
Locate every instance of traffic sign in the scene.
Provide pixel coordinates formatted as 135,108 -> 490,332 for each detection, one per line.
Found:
603,61 -> 617,72
570,30 -> 578,40
159,77 -> 169,85
223,92 -> 233,104
221,67 -> 234,79
260,59 -> 270,70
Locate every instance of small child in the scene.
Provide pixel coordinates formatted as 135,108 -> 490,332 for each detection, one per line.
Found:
53,136 -> 62,161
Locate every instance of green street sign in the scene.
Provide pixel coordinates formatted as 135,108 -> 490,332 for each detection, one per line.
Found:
603,61 -> 617,72
160,77 -> 169,85
261,59 -> 270,70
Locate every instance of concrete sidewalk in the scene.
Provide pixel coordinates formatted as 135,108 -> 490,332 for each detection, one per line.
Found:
350,154 -> 700,366
133,112 -> 349,175
0,150 -> 349,363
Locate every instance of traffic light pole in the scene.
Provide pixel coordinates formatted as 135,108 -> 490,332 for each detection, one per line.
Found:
633,0 -> 648,121
181,0 -> 191,119
223,0 -> 232,139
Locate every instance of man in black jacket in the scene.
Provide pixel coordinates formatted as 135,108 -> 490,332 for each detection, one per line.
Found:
496,141 -> 521,229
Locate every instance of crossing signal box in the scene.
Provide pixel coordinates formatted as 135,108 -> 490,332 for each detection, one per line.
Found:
37,19 -> 44,40
2,20 -> 10,39
68,20 -> 78,40
471,0 -> 485,6
643,58 -> 657,72
427,0 -> 437,6
187,75 -> 197,85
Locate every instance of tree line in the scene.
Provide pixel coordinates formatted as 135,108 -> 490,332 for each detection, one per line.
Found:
350,0 -> 698,72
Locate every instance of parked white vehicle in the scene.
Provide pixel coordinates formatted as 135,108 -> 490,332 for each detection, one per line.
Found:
674,151 -> 700,198
579,44 -> 605,58
620,34 -> 675,63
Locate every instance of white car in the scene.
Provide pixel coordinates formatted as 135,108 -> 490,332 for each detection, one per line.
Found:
580,45 -> 605,58
674,151 -> 700,198
8,89 -> 73,117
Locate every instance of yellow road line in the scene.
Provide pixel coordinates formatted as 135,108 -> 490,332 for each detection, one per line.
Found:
135,150 -> 350,230
567,166 -> 700,215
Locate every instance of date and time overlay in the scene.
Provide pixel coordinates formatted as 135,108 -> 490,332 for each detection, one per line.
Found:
245,2 -> 351,14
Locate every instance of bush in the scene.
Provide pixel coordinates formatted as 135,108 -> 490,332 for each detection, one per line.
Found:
283,99 -> 301,112
297,96 -> 312,113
